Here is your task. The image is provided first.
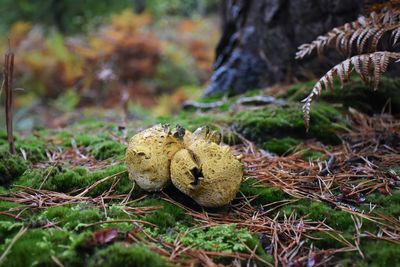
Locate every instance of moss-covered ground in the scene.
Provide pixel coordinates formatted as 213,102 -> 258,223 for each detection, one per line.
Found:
1,77 -> 400,266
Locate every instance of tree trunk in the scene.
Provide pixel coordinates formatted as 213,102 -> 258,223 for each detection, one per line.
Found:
205,0 -> 381,96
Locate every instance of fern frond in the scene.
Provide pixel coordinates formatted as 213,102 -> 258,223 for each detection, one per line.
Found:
391,27 -> 400,44
302,52 -> 400,130
296,8 -> 400,59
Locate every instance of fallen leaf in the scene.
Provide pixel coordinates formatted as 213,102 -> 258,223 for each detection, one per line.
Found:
93,228 -> 119,245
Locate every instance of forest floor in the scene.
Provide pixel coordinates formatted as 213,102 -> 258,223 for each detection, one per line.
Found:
1,77 -> 400,266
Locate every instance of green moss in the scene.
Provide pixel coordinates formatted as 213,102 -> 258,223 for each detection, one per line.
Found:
365,190 -> 400,217
308,202 -> 353,231
232,103 -> 347,146
0,200 -> 22,221
107,204 -> 132,220
308,231 -> 349,249
357,240 -> 400,267
282,80 -> 316,100
16,165 -> 133,197
0,129 -> 7,143
300,150 -> 326,161
263,137 -> 300,155
91,140 -> 126,160
51,124 -> 126,161
338,240 -> 400,267
71,133 -> 106,148
240,178 -> 288,205
88,243 -> 166,267
98,204 -> 141,231
0,200 -> 21,211
179,225 -> 253,253
40,205 -> 102,230
14,136 -> 48,162
0,221 -> 25,242
74,118 -> 107,128
147,223 -> 272,265
0,228 -> 79,267
151,223 -> 253,253
0,151 -> 29,186
55,130 -> 73,140
138,199 -> 190,230
281,200 -> 353,231
245,234 -> 274,265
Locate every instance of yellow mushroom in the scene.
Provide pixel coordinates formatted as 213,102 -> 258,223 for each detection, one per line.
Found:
170,138 -> 243,207
125,124 -> 184,191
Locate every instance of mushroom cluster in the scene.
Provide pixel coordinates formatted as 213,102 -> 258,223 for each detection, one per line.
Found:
125,124 -> 243,207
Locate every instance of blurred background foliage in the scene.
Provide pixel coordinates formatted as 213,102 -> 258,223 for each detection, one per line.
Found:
0,0 -> 219,130
0,0 -> 132,34
0,0 -> 218,34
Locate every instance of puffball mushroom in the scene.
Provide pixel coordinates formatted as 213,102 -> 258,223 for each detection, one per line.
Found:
170,138 -> 243,207
125,124 -> 243,207
125,124 -> 184,191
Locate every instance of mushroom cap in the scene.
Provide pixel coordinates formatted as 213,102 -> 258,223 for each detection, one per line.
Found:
170,139 -> 243,207
125,124 -> 184,191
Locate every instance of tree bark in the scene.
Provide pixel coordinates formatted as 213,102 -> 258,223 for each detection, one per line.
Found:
205,0 -> 382,96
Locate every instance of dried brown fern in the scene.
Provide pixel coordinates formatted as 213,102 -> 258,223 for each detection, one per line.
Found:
296,8 -> 400,59
296,5 -> 400,130
302,52 -> 400,130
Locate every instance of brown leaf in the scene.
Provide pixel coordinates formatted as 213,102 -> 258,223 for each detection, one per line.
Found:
93,228 -> 119,245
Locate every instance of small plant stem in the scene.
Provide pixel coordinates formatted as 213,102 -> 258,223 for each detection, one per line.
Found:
4,44 -> 16,154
